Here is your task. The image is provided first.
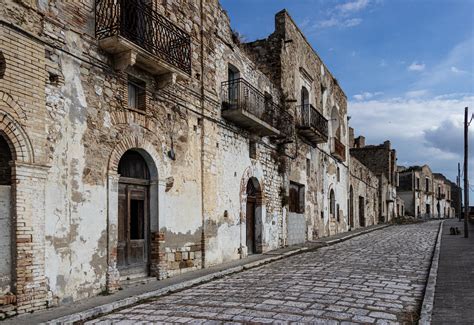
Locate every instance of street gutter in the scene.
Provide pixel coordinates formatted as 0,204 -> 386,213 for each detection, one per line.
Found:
44,224 -> 390,324
419,220 -> 444,325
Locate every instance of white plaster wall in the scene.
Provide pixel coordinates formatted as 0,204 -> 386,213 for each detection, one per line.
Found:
0,185 -> 11,295
205,128 -> 251,266
44,48 -> 107,303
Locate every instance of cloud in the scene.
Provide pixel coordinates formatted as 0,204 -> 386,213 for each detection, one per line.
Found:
414,38 -> 473,89
424,119 -> 472,157
451,66 -> 468,74
379,59 -> 387,67
408,62 -> 426,71
314,0 -> 373,30
353,91 -> 383,101
405,89 -> 429,98
336,0 -> 370,14
349,94 -> 474,183
316,17 -> 362,29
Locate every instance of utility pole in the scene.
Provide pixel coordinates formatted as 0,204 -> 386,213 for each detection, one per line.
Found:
458,163 -> 462,222
464,107 -> 470,238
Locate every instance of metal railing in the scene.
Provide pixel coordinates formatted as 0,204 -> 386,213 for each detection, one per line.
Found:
221,78 -> 293,137
95,0 -> 191,75
297,104 -> 328,139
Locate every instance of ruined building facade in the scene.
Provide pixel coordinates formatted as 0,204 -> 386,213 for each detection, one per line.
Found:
398,165 -> 454,219
349,136 -> 399,223
0,0 -> 382,318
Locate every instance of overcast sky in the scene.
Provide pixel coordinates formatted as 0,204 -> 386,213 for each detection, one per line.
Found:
220,0 -> 474,199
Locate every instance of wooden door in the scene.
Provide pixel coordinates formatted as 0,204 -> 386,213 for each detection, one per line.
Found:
359,196 -> 365,227
246,198 -> 256,254
118,182 -> 149,275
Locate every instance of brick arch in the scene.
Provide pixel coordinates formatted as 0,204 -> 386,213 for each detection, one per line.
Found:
0,110 -> 34,163
108,134 -> 162,174
0,91 -> 28,121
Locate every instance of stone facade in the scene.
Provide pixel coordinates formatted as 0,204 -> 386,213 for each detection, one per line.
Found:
398,165 -> 453,219
349,155 -> 379,229
0,0 -> 404,318
350,139 -> 398,223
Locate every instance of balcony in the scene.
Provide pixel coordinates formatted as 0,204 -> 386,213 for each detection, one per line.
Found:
95,0 -> 191,78
331,137 -> 346,162
296,104 -> 328,146
221,78 -> 293,137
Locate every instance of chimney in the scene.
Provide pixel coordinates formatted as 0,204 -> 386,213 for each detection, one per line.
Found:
355,136 -> 365,148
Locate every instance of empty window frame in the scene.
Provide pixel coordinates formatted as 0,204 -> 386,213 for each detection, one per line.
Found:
128,76 -> 146,111
289,182 -> 305,213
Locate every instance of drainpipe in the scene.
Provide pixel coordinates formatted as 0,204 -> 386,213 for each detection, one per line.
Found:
199,0 -> 206,269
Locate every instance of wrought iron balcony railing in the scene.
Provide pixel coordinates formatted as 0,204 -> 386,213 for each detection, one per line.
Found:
95,0 -> 191,75
296,104 -> 328,145
221,78 -> 293,137
331,137 -> 346,161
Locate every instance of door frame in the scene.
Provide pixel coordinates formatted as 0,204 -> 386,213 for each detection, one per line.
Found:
118,177 -> 151,277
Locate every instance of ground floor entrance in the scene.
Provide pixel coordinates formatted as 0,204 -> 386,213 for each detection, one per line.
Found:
117,150 -> 151,278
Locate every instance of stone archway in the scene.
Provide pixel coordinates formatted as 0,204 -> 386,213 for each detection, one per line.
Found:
245,177 -> 263,255
0,106 -> 48,314
240,165 -> 265,256
106,136 -> 162,291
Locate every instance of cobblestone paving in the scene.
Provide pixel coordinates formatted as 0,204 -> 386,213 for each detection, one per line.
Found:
88,222 -> 440,324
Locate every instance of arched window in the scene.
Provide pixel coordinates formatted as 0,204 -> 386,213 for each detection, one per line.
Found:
118,150 -> 150,180
301,86 -> 309,106
329,189 -> 335,216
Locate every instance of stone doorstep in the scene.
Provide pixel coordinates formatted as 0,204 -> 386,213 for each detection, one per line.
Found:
45,224 -> 389,324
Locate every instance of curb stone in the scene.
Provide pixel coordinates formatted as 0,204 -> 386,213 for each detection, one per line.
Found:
45,224 -> 389,324
419,220 -> 444,325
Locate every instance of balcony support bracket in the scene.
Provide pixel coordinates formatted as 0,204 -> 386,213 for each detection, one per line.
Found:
114,50 -> 138,71
156,72 -> 177,89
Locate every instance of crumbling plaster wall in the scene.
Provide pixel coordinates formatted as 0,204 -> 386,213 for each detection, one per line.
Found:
350,156 -> 379,228
275,10 -> 349,239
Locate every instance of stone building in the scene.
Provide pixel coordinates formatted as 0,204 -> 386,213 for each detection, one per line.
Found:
398,166 -> 454,219
433,173 -> 455,218
0,0 -> 355,317
349,136 -> 398,222
349,154 -> 380,230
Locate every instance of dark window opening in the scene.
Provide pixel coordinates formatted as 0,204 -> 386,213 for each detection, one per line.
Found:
416,177 -> 420,190
249,140 -> 257,159
337,167 -> 340,182
128,77 -> 146,111
0,135 -> 12,185
289,182 -> 305,213
336,204 -> 340,222
130,199 -> 145,240
329,189 -> 335,216
0,51 -> 5,79
301,86 -> 309,106
425,178 -> 430,192
306,158 -> 311,178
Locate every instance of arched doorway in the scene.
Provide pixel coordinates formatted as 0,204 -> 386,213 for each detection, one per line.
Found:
349,186 -> 354,228
0,134 -> 12,296
117,150 -> 151,277
246,178 -> 262,254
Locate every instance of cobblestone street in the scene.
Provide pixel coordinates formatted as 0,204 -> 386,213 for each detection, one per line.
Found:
88,222 -> 440,324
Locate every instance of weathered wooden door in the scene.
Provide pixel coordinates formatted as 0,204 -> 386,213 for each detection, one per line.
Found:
359,196 -> 365,227
118,181 -> 149,275
246,197 -> 256,254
